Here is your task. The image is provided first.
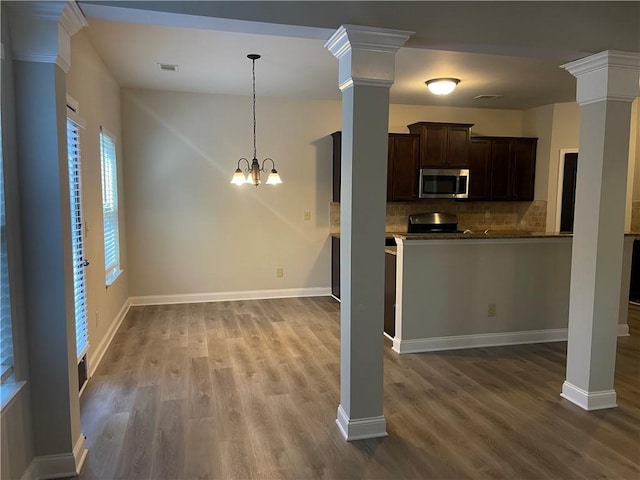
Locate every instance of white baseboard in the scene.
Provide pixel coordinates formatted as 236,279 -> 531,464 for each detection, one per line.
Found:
617,323 -> 630,336
129,287 -> 331,306
561,381 -> 617,411
19,459 -> 37,480
392,324 -> 630,354
335,404 -> 387,441
87,299 -> 130,378
73,433 -> 88,476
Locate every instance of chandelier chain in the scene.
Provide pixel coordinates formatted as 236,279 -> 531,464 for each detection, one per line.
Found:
252,57 -> 257,160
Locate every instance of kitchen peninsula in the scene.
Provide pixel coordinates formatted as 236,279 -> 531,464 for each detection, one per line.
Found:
386,232 -> 634,354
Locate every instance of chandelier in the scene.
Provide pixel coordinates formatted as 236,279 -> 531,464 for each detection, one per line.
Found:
231,54 -> 283,187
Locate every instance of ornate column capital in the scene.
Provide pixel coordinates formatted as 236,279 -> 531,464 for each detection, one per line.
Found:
325,25 -> 413,90
7,1 -> 87,72
562,50 -> 640,106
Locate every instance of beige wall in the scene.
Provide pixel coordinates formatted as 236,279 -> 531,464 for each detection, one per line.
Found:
66,31 -> 129,372
389,103 -> 524,136
525,101 -> 640,232
121,90 -> 339,297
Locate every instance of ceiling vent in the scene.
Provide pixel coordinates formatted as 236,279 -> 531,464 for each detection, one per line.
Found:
158,63 -> 179,72
474,94 -> 503,100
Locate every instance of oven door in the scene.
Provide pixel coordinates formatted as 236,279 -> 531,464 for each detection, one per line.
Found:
418,168 -> 469,199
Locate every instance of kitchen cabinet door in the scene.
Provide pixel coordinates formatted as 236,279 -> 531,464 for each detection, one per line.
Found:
447,126 -> 472,168
512,138 -> 537,201
384,252 -> 397,337
331,236 -> 340,299
408,122 -> 473,168
420,124 -> 447,168
468,138 -> 491,200
331,131 -> 342,202
387,134 -> 420,201
489,139 -> 513,200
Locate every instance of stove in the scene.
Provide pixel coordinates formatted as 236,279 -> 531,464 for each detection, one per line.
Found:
408,212 -> 463,234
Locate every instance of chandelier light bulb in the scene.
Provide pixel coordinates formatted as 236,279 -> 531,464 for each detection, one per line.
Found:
231,168 -> 246,185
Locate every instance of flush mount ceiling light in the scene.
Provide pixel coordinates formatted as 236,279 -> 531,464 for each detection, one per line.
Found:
231,54 -> 282,187
425,78 -> 460,95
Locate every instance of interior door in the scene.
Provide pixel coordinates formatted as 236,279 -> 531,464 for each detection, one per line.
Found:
560,152 -> 578,233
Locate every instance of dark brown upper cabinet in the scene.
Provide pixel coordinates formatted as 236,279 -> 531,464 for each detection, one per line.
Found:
468,138 -> 491,200
468,136 -> 537,201
387,134 -> 420,201
407,122 -> 474,169
331,132 -> 421,202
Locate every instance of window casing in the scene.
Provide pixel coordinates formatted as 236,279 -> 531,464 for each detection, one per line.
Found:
99,128 -> 121,285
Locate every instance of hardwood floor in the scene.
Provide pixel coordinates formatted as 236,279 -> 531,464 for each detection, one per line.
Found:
78,298 -> 640,480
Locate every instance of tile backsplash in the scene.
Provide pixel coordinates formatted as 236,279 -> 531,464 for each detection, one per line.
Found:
330,200 -> 547,233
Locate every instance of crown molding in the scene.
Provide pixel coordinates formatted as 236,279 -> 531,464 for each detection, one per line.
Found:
60,1 -> 88,36
7,1 -> 85,73
326,25 -> 412,89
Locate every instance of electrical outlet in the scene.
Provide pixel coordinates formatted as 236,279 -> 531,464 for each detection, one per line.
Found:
304,211 -> 312,221
485,209 -> 491,219
488,303 -> 497,317
276,267 -> 284,278
95,310 -> 100,328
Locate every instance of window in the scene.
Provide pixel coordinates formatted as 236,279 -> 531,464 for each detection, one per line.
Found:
99,128 -> 121,285
67,117 -> 89,361
0,121 -> 14,383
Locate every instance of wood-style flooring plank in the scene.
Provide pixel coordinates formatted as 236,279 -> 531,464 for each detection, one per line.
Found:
149,399 -> 186,480
113,386 -> 159,480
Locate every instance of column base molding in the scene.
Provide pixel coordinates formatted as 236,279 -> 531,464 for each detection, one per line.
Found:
336,404 -> 387,441
20,434 -> 88,480
560,381 -> 617,411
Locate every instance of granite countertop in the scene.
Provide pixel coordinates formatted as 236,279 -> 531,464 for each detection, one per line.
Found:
393,231 -> 572,240
334,231 -> 640,242
330,232 -> 404,238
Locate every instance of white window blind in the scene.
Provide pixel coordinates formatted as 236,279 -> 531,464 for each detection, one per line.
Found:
0,130 -> 14,382
99,128 -> 121,285
67,119 -> 89,361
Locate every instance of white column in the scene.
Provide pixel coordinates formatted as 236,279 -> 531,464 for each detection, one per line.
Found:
561,51 -> 640,410
325,25 -> 412,441
7,1 -> 88,476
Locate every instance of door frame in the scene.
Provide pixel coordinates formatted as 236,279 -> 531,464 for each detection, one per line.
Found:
555,148 -> 578,233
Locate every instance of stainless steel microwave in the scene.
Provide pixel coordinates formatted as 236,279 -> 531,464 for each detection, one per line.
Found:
418,168 -> 469,199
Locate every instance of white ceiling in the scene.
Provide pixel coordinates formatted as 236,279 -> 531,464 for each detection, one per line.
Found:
79,1 -> 640,110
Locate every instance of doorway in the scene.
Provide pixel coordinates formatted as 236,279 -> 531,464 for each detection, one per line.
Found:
555,149 -> 579,233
